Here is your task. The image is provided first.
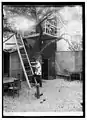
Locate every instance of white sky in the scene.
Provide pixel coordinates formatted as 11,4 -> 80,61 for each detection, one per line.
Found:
57,6 -> 82,51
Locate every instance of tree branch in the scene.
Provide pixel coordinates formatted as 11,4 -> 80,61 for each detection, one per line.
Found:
3,33 -> 15,43
38,11 -> 53,25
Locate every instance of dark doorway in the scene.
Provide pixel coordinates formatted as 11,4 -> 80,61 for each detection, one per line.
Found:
3,52 -> 9,77
42,59 -> 48,79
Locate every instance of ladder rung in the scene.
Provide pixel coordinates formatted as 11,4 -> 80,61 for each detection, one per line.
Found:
30,62 -> 37,63
22,58 -> 27,60
23,61 -> 28,63
21,56 -> 27,59
21,54 -> 26,56
25,68 -> 31,71
28,74 -> 33,77
20,49 -> 26,54
25,66 -> 31,69
26,70 -> 32,73
27,74 -> 33,77
26,71 -> 31,75
20,49 -> 25,52
23,61 -> 28,64
27,73 -> 33,76
18,42 -> 22,45
22,58 -> 28,62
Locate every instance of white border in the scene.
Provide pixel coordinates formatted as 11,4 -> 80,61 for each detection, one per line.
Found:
4,112 -> 83,116
0,1 -> 86,120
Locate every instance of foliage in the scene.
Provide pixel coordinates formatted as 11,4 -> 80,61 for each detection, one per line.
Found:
3,5 -> 58,35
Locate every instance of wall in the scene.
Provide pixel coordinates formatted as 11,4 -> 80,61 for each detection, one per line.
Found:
25,38 -> 40,59
41,40 -> 55,59
55,51 -> 82,75
75,51 -> 82,71
10,51 -> 25,80
48,54 -> 56,78
3,51 -> 9,77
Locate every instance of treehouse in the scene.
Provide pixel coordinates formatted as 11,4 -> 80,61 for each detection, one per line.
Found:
22,16 -> 58,79
24,15 -> 58,40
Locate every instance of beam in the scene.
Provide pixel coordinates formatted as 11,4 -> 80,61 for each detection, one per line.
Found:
3,34 -> 15,43
5,43 -> 16,45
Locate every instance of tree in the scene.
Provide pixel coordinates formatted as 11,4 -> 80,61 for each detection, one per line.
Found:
3,5 -> 82,52
3,5 -> 63,58
3,5 -> 60,37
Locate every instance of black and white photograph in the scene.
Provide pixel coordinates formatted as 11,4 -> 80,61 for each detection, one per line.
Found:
2,2 -> 85,118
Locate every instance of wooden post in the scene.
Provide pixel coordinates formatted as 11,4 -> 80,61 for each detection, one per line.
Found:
80,72 -> 81,81
36,84 -> 40,99
9,53 -> 11,77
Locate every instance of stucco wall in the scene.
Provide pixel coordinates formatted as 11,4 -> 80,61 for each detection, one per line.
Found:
55,51 -> 82,75
75,51 -> 82,71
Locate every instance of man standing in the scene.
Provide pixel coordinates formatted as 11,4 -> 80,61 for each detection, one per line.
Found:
34,59 -> 42,87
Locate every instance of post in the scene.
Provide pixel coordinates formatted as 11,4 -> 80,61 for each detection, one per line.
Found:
9,54 -> 11,77
36,83 -> 40,99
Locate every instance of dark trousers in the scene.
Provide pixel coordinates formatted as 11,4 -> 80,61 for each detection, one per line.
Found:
34,75 -> 42,87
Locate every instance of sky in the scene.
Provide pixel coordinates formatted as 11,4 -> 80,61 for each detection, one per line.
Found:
59,6 -> 82,37
56,6 -> 82,51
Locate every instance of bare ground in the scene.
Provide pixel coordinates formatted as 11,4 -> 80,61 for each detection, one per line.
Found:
3,78 -> 83,112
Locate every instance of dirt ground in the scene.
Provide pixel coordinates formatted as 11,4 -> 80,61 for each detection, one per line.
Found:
3,78 -> 83,112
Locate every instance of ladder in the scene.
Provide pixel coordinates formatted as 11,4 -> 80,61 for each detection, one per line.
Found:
14,33 -> 37,89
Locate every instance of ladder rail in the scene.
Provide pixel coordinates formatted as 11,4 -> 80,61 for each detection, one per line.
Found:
20,35 -> 38,85
19,35 -> 34,75
14,34 -> 31,89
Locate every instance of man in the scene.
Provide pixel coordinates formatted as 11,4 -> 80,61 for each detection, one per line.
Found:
34,59 -> 42,87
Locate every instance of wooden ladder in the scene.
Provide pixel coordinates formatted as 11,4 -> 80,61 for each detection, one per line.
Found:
14,34 -> 37,89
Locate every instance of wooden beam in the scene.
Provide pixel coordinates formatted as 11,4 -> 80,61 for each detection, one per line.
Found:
5,43 -> 16,45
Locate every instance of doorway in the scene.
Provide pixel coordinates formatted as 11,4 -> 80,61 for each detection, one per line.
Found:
3,52 -> 9,77
42,59 -> 49,79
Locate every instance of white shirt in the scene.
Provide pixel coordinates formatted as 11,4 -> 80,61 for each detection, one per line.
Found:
35,61 -> 41,75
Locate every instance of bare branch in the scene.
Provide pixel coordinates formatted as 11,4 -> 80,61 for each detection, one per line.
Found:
3,33 -> 15,43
